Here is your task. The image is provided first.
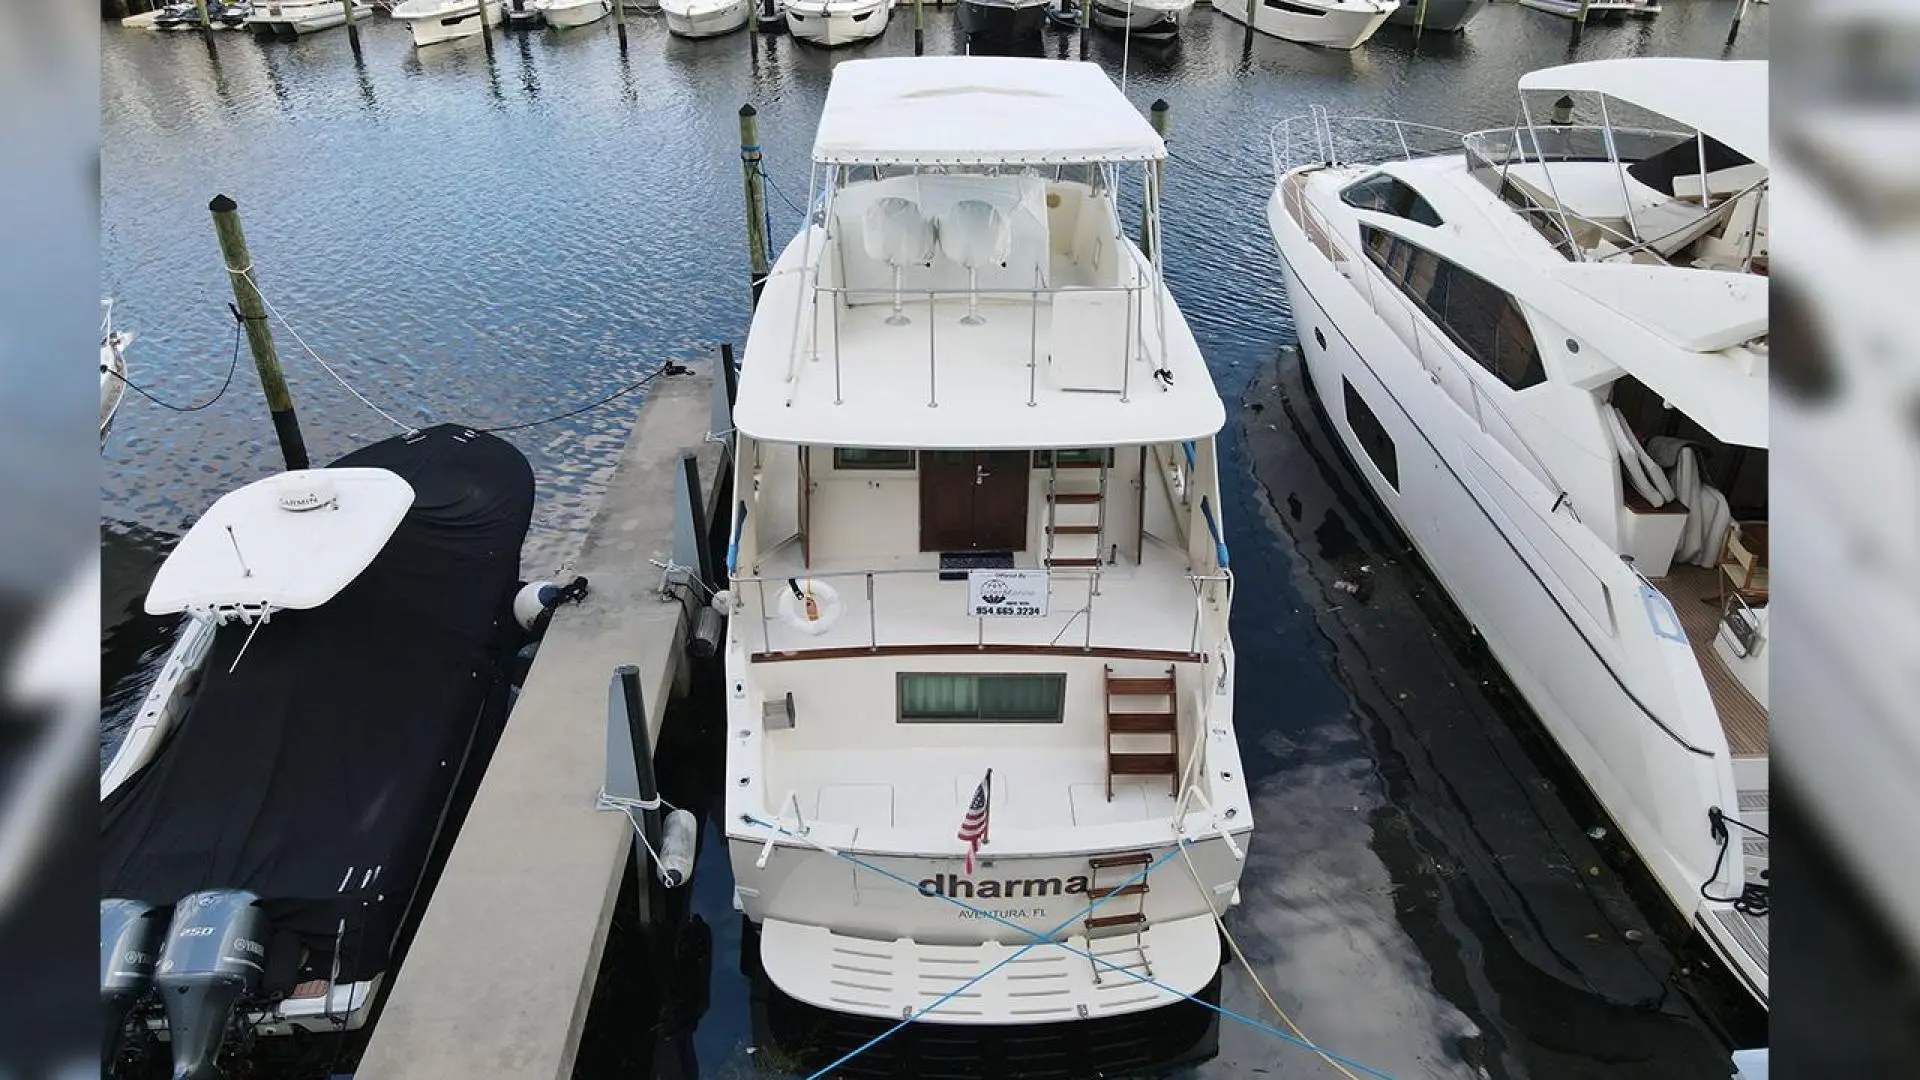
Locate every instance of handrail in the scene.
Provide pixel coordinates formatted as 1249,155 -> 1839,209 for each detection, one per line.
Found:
801,276 -> 1154,410
734,564 -> 1231,659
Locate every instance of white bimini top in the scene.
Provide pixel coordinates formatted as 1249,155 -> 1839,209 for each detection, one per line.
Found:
811,57 -> 1166,167
1518,59 -> 1769,169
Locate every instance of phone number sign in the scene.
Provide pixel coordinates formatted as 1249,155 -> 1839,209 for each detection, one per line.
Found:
966,569 -> 1050,618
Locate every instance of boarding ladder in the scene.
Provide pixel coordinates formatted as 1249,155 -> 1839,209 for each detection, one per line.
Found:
1044,451 -> 1110,571
1104,665 -> 1179,800
1084,851 -> 1154,986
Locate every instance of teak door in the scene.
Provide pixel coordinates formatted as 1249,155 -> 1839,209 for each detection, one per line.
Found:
918,451 -> 1030,551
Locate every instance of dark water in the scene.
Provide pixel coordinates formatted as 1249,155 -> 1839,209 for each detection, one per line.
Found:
102,4 -> 1768,1077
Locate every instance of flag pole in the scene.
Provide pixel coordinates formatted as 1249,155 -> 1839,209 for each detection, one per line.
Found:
982,767 -> 992,847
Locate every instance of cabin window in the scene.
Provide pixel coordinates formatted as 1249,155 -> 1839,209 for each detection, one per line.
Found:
1262,0 -> 1327,13
833,447 -> 916,471
1341,173 -> 1444,228
1359,225 -> 1546,392
898,673 -> 1067,724
1343,377 -> 1398,489
1033,448 -> 1114,468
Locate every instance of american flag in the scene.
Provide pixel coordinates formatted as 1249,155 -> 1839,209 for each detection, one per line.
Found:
957,769 -> 992,874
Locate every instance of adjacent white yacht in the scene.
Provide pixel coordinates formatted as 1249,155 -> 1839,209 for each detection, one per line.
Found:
1215,0 -> 1398,50
246,0 -> 374,36
661,0 -> 751,36
1070,0 -> 1196,39
785,0 -> 889,45
722,57 -> 1253,1030
391,0 -> 505,45
1267,59 -> 1771,1007
535,0 -> 611,26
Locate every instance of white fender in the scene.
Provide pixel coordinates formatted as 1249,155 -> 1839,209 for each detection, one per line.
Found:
1605,405 -> 1674,508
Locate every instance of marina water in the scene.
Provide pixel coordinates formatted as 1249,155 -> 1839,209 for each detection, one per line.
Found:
102,3 -> 1769,1076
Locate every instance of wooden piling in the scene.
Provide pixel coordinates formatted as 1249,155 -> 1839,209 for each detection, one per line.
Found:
914,0 -> 924,55
613,0 -> 628,51
1412,0 -> 1428,37
616,665 -> 666,933
1571,0 -> 1589,44
1725,0 -> 1747,46
209,195 -> 309,471
1078,0 -> 1091,59
739,105 -> 772,312
193,0 -> 211,29
342,0 -> 362,51
1141,99 -> 1168,261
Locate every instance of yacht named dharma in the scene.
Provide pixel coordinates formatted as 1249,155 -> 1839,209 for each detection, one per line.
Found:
719,56 -> 1255,1027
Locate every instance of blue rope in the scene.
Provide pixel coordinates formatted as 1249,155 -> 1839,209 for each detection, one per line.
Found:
739,821 -> 1184,1080
742,816 -> 1400,1080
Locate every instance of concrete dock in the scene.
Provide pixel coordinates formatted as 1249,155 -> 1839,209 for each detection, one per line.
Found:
356,359 -> 725,1080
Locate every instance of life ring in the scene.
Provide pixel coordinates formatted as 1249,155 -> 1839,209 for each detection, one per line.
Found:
776,578 -> 842,636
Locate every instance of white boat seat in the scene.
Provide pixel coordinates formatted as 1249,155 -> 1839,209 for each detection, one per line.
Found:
862,196 -> 938,324
938,200 -> 1014,324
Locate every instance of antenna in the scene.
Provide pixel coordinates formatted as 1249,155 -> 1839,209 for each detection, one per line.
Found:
225,526 -> 254,578
1119,0 -> 1134,96
226,604 -> 274,674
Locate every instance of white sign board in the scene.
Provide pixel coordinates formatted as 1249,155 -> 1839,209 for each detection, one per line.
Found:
967,569 -> 1049,619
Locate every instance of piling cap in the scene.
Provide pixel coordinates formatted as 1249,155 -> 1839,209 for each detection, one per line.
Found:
209,194 -> 238,213
740,104 -> 757,117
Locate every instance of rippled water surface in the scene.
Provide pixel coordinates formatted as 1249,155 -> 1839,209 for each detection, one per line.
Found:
103,4 -> 1767,1077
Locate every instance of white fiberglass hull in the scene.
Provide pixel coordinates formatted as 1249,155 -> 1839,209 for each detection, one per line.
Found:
393,0 -> 504,44
1215,0 -> 1394,48
1267,186 -> 1765,1005
247,0 -> 372,34
1090,0 -> 1192,36
785,0 -> 889,46
539,0 -> 611,26
662,0 -> 750,35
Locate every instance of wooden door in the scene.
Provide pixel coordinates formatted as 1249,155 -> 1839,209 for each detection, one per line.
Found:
917,451 -> 1032,552
971,451 -> 1030,551
919,451 -> 978,551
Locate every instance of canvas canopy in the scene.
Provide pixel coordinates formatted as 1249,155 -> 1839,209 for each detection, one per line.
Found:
811,57 -> 1166,167
1519,59 -> 1769,170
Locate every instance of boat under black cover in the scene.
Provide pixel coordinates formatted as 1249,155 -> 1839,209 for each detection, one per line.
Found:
100,425 -> 533,1064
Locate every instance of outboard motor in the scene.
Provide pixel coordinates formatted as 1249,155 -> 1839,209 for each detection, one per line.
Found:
101,898 -> 167,1073
152,890 -> 269,1080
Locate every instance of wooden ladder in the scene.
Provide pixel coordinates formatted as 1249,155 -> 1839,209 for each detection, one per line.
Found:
1084,851 -> 1154,986
1044,451 -> 1109,571
1104,665 -> 1178,800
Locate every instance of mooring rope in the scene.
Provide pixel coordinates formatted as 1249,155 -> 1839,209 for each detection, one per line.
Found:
239,267 -> 418,435
740,814 -> 1402,1080
103,305 -> 242,415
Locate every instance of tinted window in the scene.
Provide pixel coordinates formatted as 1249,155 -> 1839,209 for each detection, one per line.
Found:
834,447 -> 916,470
1343,377 -> 1398,490
1359,225 -> 1546,392
1342,173 -> 1444,228
898,673 -> 1066,723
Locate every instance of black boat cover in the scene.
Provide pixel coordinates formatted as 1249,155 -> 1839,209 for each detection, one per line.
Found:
101,425 -> 534,989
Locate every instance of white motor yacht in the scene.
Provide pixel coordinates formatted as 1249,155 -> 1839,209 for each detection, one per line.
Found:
661,0 -> 751,36
722,57 -> 1253,1033
536,0 -> 611,26
785,0 -> 889,46
100,300 -> 132,448
391,0 -> 505,45
1267,59 -> 1771,1008
246,0 -> 374,36
1215,0 -> 1397,49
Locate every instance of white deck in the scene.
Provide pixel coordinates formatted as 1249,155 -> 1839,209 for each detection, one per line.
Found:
773,747 -> 1182,833
741,542 -> 1212,658
735,240 -> 1225,450
759,911 -> 1220,1023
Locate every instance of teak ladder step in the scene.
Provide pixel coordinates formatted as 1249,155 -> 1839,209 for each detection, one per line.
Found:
1047,524 -> 1102,535
1087,852 -> 1153,870
1045,556 -> 1102,568
1085,849 -> 1154,983
1085,912 -> 1146,932
1108,712 -> 1177,733
1104,665 -> 1179,800
1052,492 -> 1104,505
1053,459 -> 1107,468
1094,881 -> 1150,900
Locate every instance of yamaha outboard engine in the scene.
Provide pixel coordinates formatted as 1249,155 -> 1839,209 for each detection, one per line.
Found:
101,898 -> 167,1073
153,889 -> 269,1080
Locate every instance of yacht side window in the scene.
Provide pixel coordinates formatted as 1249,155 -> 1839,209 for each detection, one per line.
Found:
1359,225 -> 1546,392
834,448 -> 916,471
897,673 -> 1066,724
1341,174 -> 1444,228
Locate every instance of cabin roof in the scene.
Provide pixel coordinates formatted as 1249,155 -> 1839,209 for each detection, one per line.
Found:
811,58 -> 1166,167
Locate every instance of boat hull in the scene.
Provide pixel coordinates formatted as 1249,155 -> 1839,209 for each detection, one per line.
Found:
785,0 -> 889,45
395,0 -> 505,44
1381,0 -> 1484,31
541,0 -> 611,26
247,0 -> 372,34
958,0 -> 1050,39
1213,0 -> 1394,48
1088,0 -> 1191,36
1265,187 -> 1763,1002
663,0 -> 751,35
